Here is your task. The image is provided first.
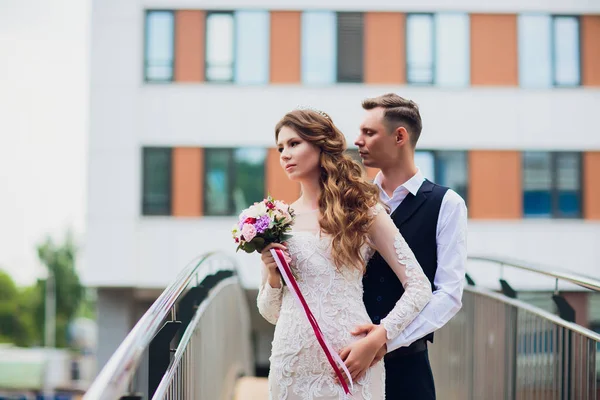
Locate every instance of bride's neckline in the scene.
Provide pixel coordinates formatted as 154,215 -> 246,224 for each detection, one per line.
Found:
289,229 -> 325,240
293,208 -> 319,215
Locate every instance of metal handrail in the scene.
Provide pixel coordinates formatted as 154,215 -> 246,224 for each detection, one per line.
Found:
468,254 -> 600,292
431,282 -> 600,399
465,284 -> 600,342
84,251 -> 237,400
150,277 -> 234,399
151,276 -> 247,399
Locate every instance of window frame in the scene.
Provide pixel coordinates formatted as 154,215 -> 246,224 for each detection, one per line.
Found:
234,10 -> 270,85
518,13 -> 553,88
551,15 -> 582,87
203,147 -> 267,216
345,148 -> 469,207
522,151 -> 583,219
143,9 -> 176,83
336,11 -> 364,83
406,12 -> 436,86
204,10 -> 237,84
141,146 -> 173,216
204,147 -> 235,216
432,150 -> 469,205
301,10 -> 338,85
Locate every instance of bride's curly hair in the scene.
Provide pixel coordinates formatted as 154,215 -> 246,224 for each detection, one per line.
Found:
275,109 -> 381,271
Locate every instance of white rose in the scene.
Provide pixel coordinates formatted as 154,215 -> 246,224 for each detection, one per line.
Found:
258,202 -> 268,216
244,204 -> 261,218
274,200 -> 289,214
275,209 -> 293,224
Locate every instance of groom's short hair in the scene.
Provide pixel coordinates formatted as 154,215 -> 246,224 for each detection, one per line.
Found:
362,93 -> 422,147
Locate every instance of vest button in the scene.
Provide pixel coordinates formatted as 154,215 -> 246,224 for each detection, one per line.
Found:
380,277 -> 385,283
376,296 -> 382,302
373,316 -> 380,323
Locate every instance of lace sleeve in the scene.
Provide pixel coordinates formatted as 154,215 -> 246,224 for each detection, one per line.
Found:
256,265 -> 283,325
368,206 -> 433,340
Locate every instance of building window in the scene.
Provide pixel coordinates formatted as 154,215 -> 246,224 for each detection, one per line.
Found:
407,13 -> 469,86
235,11 -> 270,84
205,12 -> 235,82
414,151 -> 469,202
144,11 -> 175,82
415,151 -> 435,182
345,149 -> 468,203
407,14 -> 434,85
435,13 -> 470,87
518,15 -> 581,88
434,151 -> 468,203
552,16 -> 580,86
142,147 -> 172,215
337,12 -> 363,83
204,148 -> 267,216
523,152 -> 582,218
302,11 -> 337,85
518,15 -> 552,88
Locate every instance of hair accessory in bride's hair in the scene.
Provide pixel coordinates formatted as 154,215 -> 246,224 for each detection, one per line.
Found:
296,105 -> 331,121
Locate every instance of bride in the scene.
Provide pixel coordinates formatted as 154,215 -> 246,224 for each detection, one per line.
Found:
257,108 -> 433,399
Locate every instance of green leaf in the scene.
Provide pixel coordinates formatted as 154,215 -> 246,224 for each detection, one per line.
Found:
253,238 -> 266,253
243,242 -> 256,253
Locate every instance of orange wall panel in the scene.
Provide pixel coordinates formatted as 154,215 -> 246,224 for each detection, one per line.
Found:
470,14 -> 518,86
582,16 -> 600,86
584,152 -> 600,220
174,11 -> 205,82
469,151 -> 522,219
364,12 -> 405,84
270,11 -> 301,83
172,147 -> 203,217
266,148 -> 301,204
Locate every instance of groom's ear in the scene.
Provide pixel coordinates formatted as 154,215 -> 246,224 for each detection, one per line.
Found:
394,126 -> 409,146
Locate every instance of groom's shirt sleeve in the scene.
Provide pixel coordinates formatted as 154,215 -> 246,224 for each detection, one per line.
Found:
386,189 -> 468,352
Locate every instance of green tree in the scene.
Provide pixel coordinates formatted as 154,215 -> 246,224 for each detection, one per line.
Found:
0,270 -> 36,346
35,232 -> 84,348
16,285 -> 41,346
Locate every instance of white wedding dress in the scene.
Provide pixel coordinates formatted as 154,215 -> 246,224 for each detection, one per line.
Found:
257,204 -> 433,400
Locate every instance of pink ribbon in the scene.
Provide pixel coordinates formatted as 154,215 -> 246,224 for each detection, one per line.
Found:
271,248 -> 353,395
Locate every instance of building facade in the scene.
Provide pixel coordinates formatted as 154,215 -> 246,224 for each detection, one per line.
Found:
86,0 -> 600,372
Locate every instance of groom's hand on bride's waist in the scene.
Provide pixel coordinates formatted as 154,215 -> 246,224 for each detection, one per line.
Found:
352,323 -> 387,365
336,324 -> 388,384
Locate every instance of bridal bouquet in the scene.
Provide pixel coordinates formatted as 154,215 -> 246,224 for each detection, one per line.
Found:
232,196 -> 295,254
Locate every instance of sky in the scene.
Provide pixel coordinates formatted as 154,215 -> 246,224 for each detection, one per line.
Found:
0,0 -> 89,285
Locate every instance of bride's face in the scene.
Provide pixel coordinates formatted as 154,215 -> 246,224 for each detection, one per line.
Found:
277,126 -> 321,182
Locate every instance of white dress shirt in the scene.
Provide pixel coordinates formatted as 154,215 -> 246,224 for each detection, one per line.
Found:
373,169 -> 468,352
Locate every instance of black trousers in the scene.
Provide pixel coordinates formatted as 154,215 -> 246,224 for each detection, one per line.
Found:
384,349 -> 436,400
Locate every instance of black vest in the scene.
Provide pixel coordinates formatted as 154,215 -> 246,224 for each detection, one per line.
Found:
363,180 -> 448,345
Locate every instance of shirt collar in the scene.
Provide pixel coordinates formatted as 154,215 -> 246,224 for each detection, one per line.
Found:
374,169 -> 425,197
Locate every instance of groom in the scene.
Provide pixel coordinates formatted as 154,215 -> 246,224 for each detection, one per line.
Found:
343,93 -> 468,399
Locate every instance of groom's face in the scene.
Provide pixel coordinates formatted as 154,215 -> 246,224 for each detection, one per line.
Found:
355,107 -> 399,169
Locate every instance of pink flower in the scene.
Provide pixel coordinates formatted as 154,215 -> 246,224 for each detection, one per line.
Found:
241,223 -> 257,242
